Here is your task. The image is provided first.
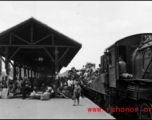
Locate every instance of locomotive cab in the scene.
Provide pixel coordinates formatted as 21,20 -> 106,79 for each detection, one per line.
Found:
105,44 -> 129,92
104,44 -> 129,88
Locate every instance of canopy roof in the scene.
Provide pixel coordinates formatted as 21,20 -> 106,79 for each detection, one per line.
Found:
0,17 -> 82,75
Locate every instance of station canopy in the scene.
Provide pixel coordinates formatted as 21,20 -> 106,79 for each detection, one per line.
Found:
0,17 -> 82,75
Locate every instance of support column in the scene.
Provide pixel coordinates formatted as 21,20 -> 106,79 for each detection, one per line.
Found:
0,57 -> 1,76
5,47 -> 9,75
55,47 -> 59,78
54,47 -> 59,97
16,66 -> 19,79
34,71 -> 36,78
31,69 -> 32,78
19,64 -> 21,78
27,67 -> 29,78
37,72 -> 38,79
13,61 -> 16,79
35,72 -> 37,79
24,66 -> 26,77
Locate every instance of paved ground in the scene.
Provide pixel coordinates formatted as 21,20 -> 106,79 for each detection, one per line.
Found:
0,97 -> 115,119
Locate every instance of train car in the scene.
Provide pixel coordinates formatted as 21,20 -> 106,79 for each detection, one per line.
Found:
84,33 -> 152,119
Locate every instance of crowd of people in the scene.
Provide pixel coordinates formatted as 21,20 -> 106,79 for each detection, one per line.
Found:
55,62 -> 101,105
57,62 -> 101,92
0,74 -> 56,100
0,62 -> 101,105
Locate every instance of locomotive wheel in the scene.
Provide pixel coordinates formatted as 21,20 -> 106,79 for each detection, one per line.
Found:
138,103 -> 152,119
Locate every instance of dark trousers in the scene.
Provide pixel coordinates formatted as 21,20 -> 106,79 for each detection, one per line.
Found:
22,87 -> 26,99
76,93 -> 80,104
72,85 -> 74,94
80,85 -> 84,97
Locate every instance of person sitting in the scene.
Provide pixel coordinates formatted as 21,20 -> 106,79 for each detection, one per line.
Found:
46,86 -> 54,93
119,56 -> 133,79
25,79 -> 31,95
33,79 -> 38,91
2,77 -> 7,88
11,79 -> 18,96
38,85 -> 54,100
56,85 -> 68,98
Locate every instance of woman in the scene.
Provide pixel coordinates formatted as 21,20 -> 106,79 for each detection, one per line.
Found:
73,83 -> 82,106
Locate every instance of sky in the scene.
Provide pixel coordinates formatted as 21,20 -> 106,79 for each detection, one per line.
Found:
0,1 -> 152,74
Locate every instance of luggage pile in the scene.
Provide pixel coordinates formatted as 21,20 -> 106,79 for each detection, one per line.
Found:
29,86 -> 54,100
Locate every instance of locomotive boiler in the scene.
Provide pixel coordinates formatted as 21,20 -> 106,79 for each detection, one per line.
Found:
85,33 -> 152,119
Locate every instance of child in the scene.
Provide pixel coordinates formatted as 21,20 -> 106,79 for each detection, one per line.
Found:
73,83 -> 82,106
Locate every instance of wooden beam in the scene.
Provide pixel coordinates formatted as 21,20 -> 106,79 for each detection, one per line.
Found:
8,47 -> 20,62
0,45 -> 76,48
0,23 -> 31,37
43,48 -> 55,61
58,48 -> 70,63
24,66 -> 26,76
12,34 -> 31,45
51,31 -> 80,47
5,47 -> 9,75
31,69 -> 33,78
33,34 -> 52,45
55,47 -> 59,75
27,66 -> 29,78
36,24 -> 81,47
13,23 -> 31,33
19,63 -> 21,78
13,61 -> 16,79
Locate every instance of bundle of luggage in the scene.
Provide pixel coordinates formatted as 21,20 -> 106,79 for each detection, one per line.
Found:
29,91 -> 51,100
40,92 -> 51,100
29,91 -> 41,99
1,88 -> 8,99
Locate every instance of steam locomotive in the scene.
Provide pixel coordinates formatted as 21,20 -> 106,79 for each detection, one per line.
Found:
84,33 -> 152,119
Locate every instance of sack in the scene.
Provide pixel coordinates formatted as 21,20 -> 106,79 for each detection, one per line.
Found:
16,88 -> 21,94
1,88 -> 9,99
40,94 -> 50,100
8,93 -> 14,98
30,91 -> 36,96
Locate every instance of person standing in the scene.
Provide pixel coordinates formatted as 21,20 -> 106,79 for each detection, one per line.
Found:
22,74 -> 28,99
67,78 -> 72,97
73,83 -> 82,106
119,56 -> 126,75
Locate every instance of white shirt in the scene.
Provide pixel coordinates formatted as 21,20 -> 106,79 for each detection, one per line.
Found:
84,72 -> 88,77
71,80 -> 74,85
67,80 -> 72,86
46,87 -> 54,93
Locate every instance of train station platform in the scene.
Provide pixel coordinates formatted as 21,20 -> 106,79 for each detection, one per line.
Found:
0,97 -> 115,119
